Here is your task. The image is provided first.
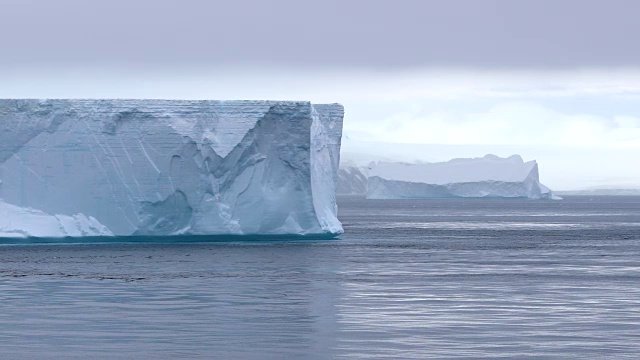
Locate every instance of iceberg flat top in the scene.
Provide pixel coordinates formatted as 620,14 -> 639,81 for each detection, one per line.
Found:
370,154 -> 537,185
0,99 -> 328,159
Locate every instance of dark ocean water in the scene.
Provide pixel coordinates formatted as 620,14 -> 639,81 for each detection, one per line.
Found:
1,196 -> 640,359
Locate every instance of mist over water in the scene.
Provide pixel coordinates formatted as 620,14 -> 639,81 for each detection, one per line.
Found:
1,196 -> 639,359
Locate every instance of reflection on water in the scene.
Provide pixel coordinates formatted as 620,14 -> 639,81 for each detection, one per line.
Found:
1,196 -> 640,359
1,243 -> 344,359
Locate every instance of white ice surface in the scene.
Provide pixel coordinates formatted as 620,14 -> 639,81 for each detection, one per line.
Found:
372,154 -> 535,184
0,200 -> 112,238
368,155 -> 559,199
0,100 -> 344,237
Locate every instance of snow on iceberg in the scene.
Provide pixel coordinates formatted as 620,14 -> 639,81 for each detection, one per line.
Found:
0,100 -> 344,238
0,200 -> 112,238
367,154 -> 560,200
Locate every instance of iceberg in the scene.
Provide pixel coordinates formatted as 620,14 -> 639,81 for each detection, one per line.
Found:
0,200 -> 112,238
336,162 -> 368,195
367,154 -> 559,199
0,99 -> 344,238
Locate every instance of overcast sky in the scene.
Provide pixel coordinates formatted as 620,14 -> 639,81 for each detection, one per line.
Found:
2,0 -> 640,68
1,0 -> 639,190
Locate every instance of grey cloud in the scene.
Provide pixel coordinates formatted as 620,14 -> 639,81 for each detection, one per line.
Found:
1,0 -> 639,69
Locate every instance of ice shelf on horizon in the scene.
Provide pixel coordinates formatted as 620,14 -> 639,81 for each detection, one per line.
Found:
366,154 -> 560,200
0,100 -> 344,238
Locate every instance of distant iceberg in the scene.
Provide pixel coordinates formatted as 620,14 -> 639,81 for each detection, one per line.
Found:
367,155 -> 560,200
0,99 -> 344,239
336,161 -> 368,195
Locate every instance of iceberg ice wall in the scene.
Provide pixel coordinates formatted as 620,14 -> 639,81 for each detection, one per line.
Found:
368,155 -> 558,199
336,163 -> 368,195
0,100 -> 344,238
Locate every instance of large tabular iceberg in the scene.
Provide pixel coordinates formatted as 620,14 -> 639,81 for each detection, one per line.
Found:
368,155 -> 559,199
0,100 -> 344,238
336,161 -> 368,195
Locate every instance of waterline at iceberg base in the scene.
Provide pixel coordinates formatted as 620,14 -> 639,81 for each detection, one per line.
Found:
0,100 -> 344,240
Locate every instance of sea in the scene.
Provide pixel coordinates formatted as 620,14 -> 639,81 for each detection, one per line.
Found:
1,195 -> 639,359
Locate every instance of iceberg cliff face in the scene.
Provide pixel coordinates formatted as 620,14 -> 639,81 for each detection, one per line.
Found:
368,155 -> 558,200
0,100 -> 344,238
336,164 -> 368,195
